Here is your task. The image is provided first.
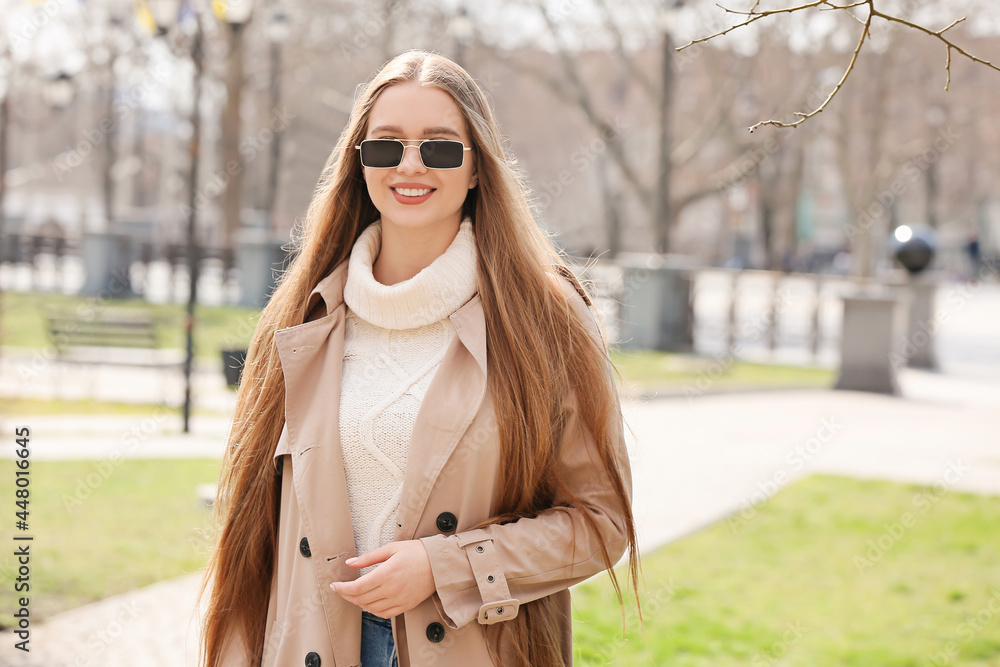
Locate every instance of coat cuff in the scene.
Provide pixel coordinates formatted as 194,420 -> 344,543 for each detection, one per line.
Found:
420,530 -> 519,629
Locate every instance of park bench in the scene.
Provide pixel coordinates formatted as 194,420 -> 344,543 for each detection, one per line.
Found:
44,307 -> 185,370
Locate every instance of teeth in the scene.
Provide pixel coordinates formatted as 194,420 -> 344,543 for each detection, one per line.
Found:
394,187 -> 432,197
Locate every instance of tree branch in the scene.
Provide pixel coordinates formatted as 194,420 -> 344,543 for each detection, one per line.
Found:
867,10 -> 1000,91
681,0 -> 1000,131
675,0 -> 864,51
749,6 -> 871,132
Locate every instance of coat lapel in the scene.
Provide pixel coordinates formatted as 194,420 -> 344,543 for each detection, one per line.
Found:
394,292 -> 488,541
274,261 -> 360,665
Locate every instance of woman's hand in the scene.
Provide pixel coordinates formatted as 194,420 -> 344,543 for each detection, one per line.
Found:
330,540 -> 437,618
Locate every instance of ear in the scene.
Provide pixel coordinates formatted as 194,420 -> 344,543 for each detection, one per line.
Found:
469,172 -> 478,189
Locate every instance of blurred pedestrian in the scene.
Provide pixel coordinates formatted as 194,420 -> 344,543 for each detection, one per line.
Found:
965,229 -> 981,282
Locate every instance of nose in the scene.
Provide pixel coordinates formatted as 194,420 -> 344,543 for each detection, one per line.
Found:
397,143 -> 427,174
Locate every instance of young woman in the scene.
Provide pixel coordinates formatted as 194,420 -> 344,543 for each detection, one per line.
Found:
197,49 -> 640,667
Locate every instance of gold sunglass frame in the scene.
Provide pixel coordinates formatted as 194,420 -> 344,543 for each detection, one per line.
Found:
354,138 -> 473,170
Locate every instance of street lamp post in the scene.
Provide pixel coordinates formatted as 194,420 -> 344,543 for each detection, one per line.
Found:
181,23 -> 204,434
147,0 -> 206,433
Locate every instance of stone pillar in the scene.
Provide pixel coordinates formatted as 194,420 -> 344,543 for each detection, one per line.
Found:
835,292 -> 906,395
616,253 -> 697,352
236,226 -> 287,308
80,231 -> 135,298
897,274 -> 940,370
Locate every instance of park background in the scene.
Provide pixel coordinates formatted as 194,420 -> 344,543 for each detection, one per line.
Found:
1,0 -> 999,664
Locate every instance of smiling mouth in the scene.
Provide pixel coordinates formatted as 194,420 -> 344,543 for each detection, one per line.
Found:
392,187 -> 436,197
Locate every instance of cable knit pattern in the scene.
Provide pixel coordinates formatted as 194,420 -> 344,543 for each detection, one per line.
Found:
340,216 -> 477,576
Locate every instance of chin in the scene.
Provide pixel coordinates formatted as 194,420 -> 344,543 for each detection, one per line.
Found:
383,206 -> 460,227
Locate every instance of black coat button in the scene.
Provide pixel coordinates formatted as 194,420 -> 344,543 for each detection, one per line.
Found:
426,621 -> 446,643
436,512 -> 457,533
299,537 -> 311,557
305,651 -> 321,667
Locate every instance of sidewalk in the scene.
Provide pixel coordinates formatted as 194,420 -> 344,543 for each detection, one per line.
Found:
626,375 -> 1000,552
0,348 -> 237,417
2,366 -> 999,665
1,572 -> 207,667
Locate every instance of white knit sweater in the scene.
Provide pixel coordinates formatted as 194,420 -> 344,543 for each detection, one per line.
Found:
340,216 -> 477,576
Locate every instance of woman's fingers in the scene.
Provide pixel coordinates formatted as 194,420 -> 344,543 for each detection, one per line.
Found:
359,595 -> 392,612
330,540 -> 433,616
330,571 -> 383,598
347,542 -> 397,568
371,605 -> 406,619
336,582 -> 388,605
331,569 -> 386,597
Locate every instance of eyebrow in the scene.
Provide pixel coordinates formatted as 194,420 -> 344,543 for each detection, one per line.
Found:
369,124 -> 461,138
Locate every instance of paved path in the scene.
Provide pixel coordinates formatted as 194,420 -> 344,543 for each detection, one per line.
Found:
627,381 -> 1000,552
2,367 -> 999,665
0,349 -> 237,417
0,573 -> 207,667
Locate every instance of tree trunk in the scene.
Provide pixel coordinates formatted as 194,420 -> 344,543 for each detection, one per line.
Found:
220,24 -> 246,250
655,27 -> 674,253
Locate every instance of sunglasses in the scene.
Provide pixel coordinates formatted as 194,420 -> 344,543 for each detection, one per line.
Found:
355,138 -> 472,170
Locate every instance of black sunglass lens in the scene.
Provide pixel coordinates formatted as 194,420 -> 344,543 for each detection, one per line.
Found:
420,140 -> 464,169
361,140 -> 403,167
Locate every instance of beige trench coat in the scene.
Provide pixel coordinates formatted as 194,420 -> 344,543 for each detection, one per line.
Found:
219,256 -> 632,667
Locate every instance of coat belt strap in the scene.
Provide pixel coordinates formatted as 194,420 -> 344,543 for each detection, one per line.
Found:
456,530 -> 520,625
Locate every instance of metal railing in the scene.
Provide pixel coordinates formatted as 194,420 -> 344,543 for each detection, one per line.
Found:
577,260 -> 860,365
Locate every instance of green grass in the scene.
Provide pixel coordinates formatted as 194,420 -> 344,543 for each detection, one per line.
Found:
610,348 -> 835,393
0,458 -> 220,624
1,291 -> 260,359
2,461 -> 997,665
572,475 -> 1000,666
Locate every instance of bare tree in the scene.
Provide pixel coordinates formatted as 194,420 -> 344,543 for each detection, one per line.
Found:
471,0 -> 765,255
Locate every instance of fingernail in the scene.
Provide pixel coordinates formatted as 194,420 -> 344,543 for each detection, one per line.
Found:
345,557 -> 357,565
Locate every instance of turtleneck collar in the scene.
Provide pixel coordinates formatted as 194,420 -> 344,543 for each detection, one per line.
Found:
343,216 -> 478,330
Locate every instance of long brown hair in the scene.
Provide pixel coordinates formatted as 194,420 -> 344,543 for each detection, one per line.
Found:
197,49 -> 641,667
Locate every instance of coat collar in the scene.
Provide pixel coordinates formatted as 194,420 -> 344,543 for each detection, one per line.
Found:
303,258 -> 349,322
297,257 -> 486,375
289,259 -> 486,376
273,255 -> 488,531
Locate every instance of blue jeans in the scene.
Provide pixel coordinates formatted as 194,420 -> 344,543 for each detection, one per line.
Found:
361,610 -> 398,667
